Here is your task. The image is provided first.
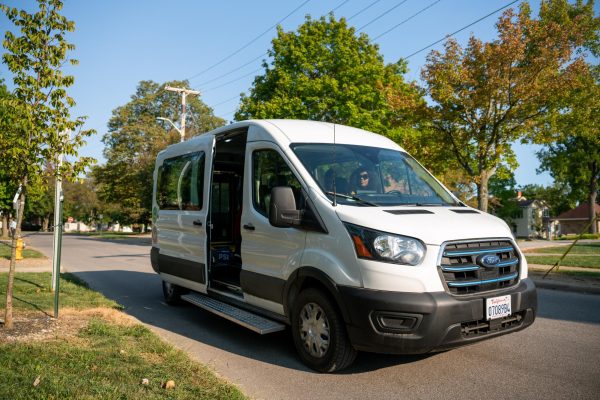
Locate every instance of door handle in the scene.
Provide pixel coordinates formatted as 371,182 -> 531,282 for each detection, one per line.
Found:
193,219 -> 203,226
243,223 -> 255,231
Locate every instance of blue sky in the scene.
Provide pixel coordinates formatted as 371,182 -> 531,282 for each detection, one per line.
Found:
3,0 -> 592,187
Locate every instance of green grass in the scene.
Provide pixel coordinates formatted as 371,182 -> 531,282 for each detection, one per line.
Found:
71,232 -> 147,239
0,318 -> 246,399
525,255 -> 600,269
0,243 -> 46,260
0,272 -> 120,311
557,233 -> 600,240
524,243 -> 600,255
0,272 -> 246,399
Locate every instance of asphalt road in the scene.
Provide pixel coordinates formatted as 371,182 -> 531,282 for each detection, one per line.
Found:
27,234 -> 600,400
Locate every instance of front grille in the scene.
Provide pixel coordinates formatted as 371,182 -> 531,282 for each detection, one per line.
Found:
439,239 -> 520,295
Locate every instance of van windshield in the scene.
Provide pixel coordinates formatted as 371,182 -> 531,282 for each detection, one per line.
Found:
291,143 -> 459,207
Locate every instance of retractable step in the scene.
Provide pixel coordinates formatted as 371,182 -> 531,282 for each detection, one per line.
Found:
180,292 -> 286,334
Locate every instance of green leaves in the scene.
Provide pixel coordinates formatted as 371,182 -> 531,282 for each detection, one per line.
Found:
419,0 -> 599,211
1,0 -> 94,192
93,80 -> 225,225
236,14 -> 419,135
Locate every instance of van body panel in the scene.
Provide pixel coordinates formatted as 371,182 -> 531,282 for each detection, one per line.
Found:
154,135 -> 214,290
333,205 -> 513,246
240,140 -> 307,310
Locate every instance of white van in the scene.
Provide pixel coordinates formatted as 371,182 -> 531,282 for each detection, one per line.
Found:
151,120 -> 536,372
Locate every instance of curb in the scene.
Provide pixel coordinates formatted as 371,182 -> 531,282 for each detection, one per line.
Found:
530,275 -> 600,295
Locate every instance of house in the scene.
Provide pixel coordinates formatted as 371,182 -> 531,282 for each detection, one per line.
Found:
552,202 -> 600,235
509,192 -> 554,239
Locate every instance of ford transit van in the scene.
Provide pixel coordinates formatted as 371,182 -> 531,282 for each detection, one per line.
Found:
151,119 -> 536,372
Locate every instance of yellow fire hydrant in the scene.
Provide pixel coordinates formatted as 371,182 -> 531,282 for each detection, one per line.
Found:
15,238 -> 24,260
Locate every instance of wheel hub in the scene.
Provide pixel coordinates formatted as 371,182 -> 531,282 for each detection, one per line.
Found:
299,302 -> 330,358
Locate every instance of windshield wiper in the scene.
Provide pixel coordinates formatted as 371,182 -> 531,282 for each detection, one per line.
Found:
325,191 -> 377,206
397,202 -> 448,207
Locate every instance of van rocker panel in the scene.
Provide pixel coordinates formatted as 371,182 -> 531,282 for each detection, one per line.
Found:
338,278 -> 537,354
153,248 -> 206,284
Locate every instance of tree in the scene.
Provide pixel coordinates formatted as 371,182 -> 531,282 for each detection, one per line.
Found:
537,92 -> 600,233
1,0 -> 93,329
235,14 -> 422,134
419,0 -> 598,212
0,79 -> 17,238
62,178 -> 99,225
94,80 -> 224,227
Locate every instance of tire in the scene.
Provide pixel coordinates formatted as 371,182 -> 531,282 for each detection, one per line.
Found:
162,280 -> 187,305
291,288 -> 357,372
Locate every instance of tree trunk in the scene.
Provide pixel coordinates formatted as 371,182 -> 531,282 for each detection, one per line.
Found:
42,215 -> 49,232
4,189 -> 26,330
0,214 -> 7,239
476,170 -> 493,213
589,168 -> 598,234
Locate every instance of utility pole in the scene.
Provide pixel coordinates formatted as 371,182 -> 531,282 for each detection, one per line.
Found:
164,86 -> 200,142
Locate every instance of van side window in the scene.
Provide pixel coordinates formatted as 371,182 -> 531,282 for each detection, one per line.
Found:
157,152 -> 205,210
252,149 -> 302,217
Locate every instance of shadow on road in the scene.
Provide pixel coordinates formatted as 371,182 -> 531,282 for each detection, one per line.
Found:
68,269 -> 438,373
536,288 -> 600,325
65,270 -> 599,375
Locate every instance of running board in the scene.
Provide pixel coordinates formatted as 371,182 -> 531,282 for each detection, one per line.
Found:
181,292 -> 286,334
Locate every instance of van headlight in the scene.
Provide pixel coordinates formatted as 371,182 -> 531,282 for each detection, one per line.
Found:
344,223 -> 426,266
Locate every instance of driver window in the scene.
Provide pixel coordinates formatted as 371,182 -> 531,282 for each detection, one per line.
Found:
252,149 -> 303,217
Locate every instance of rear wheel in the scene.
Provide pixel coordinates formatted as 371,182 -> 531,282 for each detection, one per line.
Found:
162,280 -> 186,305
291,288 -> 357,372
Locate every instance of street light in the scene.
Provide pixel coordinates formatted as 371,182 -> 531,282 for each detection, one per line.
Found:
157,117 -> 184,142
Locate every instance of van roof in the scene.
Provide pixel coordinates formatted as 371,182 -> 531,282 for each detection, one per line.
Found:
158,119 -> 404,157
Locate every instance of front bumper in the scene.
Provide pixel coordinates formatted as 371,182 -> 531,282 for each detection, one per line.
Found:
338,278 -> 537,354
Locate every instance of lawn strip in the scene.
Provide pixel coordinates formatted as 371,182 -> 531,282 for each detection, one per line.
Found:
525,255 -> 600,269
522,243 -> 600,255
0,272 -> 246,399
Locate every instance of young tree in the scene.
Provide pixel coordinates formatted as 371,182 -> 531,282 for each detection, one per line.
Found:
419,0 -> 598,212
1,0 -> 94,329
236,14 -> 422,134
94,80 -> 224,228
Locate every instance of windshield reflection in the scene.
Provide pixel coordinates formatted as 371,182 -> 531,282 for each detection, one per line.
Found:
291,143 -> 459,207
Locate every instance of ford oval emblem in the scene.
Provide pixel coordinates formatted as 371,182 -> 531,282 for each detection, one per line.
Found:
479,254 -> 501,268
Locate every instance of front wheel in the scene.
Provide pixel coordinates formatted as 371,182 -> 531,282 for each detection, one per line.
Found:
291,288 -> 357,372
162,280 -> 187,305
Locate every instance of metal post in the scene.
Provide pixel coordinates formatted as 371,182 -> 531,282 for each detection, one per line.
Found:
51,130 -> 68,318
53,188 -> 63,319
51,151 -> 63,293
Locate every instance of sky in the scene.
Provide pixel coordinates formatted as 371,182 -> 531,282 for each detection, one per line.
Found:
2,0 -> 595,187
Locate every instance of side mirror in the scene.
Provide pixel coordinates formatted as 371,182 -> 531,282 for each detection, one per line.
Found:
269,186 -> 302,228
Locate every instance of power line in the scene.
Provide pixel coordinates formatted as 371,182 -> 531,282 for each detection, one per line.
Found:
373,0 -> 442,41
195,52 -> 267,87
192,0 -> 358,92
212,94 -> 241,107
357,0 -> 409,32
186,0 -> 313,81
403,0 -> 521,59
332,0 -> 351,13
347,0 -> 382,21
202,67 -> 263,93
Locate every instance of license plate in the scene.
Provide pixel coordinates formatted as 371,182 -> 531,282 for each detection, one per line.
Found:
486,295 -> 512,320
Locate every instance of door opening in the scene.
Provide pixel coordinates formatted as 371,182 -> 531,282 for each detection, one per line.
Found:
208,130 -> 247,294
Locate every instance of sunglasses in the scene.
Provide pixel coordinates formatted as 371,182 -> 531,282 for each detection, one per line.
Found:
360,173 -> 369,179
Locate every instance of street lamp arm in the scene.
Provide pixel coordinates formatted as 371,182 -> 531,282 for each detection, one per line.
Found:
157,117 -> 182,135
